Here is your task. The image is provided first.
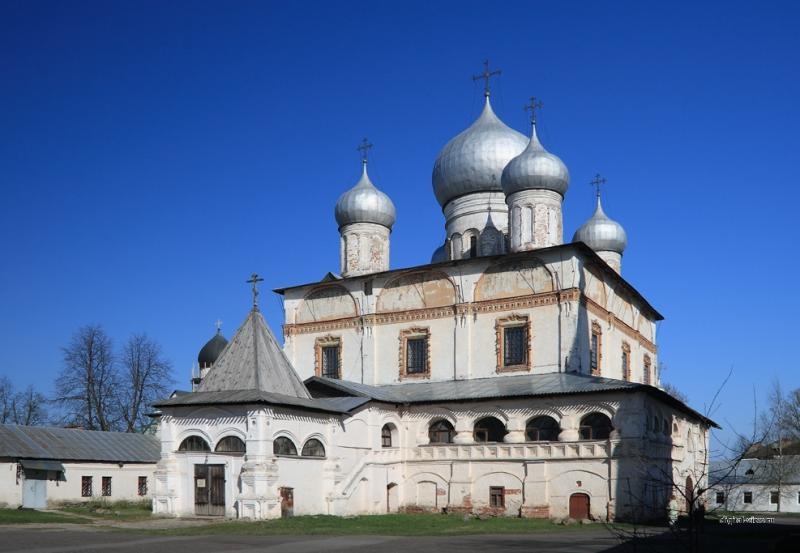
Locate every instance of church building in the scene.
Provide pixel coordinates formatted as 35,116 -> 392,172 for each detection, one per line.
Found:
152,68 -> 715,522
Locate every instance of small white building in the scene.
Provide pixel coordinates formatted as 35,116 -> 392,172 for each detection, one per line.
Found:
0,425 -> 159,509
710,453 -> 800,514
153,75 -> 716,522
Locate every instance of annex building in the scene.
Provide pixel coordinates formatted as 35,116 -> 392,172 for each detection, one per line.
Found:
152,73 -> 715,522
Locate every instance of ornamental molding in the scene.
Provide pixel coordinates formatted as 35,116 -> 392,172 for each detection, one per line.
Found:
584,296 -> 657,354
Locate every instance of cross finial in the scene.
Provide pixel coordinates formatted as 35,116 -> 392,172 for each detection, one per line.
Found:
524,96 -> 544,126
246,273 -> 264,309
590,173 -> 607,200
473,59 -> 501,98
357,138 -> 373,166
214,318 -> 223,334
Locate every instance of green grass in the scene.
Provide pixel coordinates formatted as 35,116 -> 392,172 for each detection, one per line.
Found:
0,508 -> 89,524
159,513 -> 605,536
59,499 -> 153,521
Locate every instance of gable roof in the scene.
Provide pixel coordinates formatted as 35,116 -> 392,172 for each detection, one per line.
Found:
197,308 -> 311,399
305,372 -> 718,427
0,424 -> 160,463
153,388 -> 367,414
711,456 -> 800,486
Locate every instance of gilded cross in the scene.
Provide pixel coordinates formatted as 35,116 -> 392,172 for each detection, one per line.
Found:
357,138 -> 373,164
473,59 -> 501,98
524,96 -> 544,126
246,273 -> 264,308
590,174 -> 607,200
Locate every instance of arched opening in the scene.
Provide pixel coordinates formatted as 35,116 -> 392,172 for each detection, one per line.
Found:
579,412 -> 613,440
569,493 -> 590,519
526,416 -> 560,441
178,435 -> 210,452
301,438 -> 326,458
273,436 -> 298,456
473,417 -> 507,443
381,423 -> 397,448
215,436 -> 245,454
685,475 -> 694,513
386,483 -> 399,513
428,419 -> 455,444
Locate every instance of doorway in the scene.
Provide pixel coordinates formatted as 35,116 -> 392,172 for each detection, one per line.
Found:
569,493 -> 590,519
386,483 -> 398,513
280,487 -> 294,517
194,464 -> 225,516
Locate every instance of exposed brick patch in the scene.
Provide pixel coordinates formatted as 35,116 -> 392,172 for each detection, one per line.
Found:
521,505 -> 550,519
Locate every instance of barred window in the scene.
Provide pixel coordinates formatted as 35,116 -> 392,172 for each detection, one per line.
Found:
81,476 -> 92,497
101,476 -> 111,497
322,345 -> 340,379
406,338 -> 427,374
138,476 -> 148,496
503,326 -> 527,366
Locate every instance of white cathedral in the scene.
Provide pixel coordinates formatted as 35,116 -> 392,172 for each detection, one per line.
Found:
152,74 -> 715,522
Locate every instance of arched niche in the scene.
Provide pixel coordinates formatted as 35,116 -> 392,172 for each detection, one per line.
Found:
475,257 -> 554,301
296,285 -> 358,324
582,267 -> 607,308
377,271 -> 456,313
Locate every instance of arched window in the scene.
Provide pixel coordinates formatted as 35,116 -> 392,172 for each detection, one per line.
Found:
178,435 -> 210,452
215,436 -> 245,453
473,417 -> 507,443
428,419 -> 455,444
579,413 -> 613,440
653,415 -> 660,433
301,438 -> 326,458
526,416 -> 560,441
381,424 -> 394,448
273,436 -> 297,456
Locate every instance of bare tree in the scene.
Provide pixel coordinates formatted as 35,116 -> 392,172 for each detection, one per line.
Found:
12,385 -> 48,425
118,333 -> 173,432
0,375 -> 14,423
55,325 -> 120,430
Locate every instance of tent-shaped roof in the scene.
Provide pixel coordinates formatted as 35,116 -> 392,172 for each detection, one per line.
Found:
197,308 -> 311,399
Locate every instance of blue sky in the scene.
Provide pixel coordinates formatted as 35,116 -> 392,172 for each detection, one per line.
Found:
2,1 -> 798,455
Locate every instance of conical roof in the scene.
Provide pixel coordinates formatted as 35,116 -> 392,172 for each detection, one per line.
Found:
432,96 -> 528,207
197,308 -> 311,399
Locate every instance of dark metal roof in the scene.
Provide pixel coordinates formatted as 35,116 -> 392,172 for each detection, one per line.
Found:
154,388 -> 368,414
711,457 -> 800,486
0,425 -> 160,463
19,459 -> 64,472
305,372 -> 717,427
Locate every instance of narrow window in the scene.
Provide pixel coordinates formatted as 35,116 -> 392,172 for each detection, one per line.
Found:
621,343 -> 630,381
469,235 -> 478,258
81,476 -> 92,497
797,491 -> 800,504
770,491 -> 779,504
590,322 -> 602,375
101,476 -> 111,497
743,491 -> 752,504
381,424 -> 393,448
489,486 -> 505,508
643,355 -> 652,385
138,476 -> 148,496
715,491 -> 724,505
503,326 -> 527,366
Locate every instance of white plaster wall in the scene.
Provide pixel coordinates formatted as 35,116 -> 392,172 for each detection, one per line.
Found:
709,485 -> 800,514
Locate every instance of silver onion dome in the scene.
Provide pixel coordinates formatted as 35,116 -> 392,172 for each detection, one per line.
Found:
573,197 -> 627,253
335,162 -> 396,229
501,125 -> 569,196
432,97 -> 528,208
431,243 -> 448,263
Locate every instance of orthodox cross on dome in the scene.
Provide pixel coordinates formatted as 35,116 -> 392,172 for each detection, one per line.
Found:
214,318 -> 223,334
357,138 -> 373,166
246,273 -> 264,309
473,59 -> 501,98
590,173 -> 607,200
524,96 -> 544,126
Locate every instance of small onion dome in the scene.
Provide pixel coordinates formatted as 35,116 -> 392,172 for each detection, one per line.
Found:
335,163 -> 396,229
501,125 -> 569,196
431,243 -> 448,263
432,97 -> 528,208
573,197 -> 628,254
198,330 -> 228,368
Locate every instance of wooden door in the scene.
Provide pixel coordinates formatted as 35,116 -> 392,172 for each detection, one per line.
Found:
195,464 -> 225,516
280,487 -> 294,518
569,493 -> 590,520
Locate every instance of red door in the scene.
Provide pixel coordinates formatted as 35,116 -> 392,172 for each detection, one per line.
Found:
569,493 -> 590,519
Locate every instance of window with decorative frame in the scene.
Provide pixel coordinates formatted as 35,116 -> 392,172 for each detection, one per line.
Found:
495,315 -> 531,372
621,342 -> 631,381
489,486 -> 505,508
315,336 -> 342,379
590,321 -> 602,375
399,327 -> 430,378
643,354 -> 652,385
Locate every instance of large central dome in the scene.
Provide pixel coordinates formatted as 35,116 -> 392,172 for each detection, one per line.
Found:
432,97 -> 528,208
